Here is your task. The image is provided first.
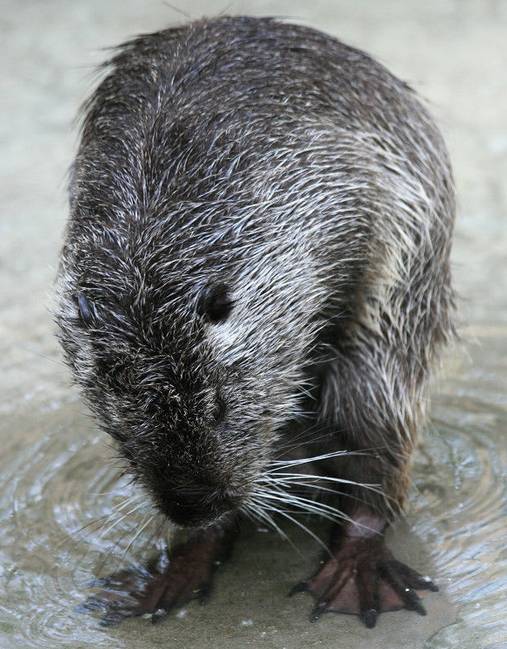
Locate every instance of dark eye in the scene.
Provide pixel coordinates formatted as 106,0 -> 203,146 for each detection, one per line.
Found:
198,283 -> 233,323
76,293 -> 94,327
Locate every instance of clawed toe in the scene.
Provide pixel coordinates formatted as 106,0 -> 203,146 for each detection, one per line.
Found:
288,581 -> 309,596
360,607 -> 378,629
310,601 -> 328,622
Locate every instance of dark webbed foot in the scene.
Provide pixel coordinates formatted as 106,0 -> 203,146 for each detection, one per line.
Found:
80,526 -> 233,626
290,512 -> 438,628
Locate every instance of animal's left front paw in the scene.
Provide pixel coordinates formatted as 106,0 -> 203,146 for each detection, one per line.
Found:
290,534 -> 438,628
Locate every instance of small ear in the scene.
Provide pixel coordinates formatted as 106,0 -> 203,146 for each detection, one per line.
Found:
76,292 -> 94,326
198,283 -> 233,323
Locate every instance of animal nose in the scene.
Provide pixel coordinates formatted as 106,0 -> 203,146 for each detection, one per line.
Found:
162,485 -> 241,526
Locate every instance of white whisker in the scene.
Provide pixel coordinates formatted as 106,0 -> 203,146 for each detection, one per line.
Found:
264,472 -> 385,497
268,449 -> 361,470
121,514 -> 155,561
255,501 -> 331,555
252,488 -> 354,526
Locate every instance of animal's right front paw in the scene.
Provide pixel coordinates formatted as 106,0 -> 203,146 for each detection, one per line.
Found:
290,533 -> 438,628
80,530 -> 230,626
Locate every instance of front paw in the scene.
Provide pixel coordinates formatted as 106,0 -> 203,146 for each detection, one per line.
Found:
290,535 -> 438,628
80,533 -> 226,626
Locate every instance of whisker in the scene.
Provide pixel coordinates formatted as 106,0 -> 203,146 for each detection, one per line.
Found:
96,502 -> 147,541
255,501 -> 331,556
247,499 -> 289,541
246,498 -> 304,557
264,475 -> 347,498
120,514 -> 155,562
252,488 -> 352,526
268,449 -> 360,469
264,472 -> 386,498
260,476 -> 376,506
271,424 -> 338,460
114,493 -> 145,507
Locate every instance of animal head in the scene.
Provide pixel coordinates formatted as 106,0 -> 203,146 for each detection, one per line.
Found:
56,199 -> 326,527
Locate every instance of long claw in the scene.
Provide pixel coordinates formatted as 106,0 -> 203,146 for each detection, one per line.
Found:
151,608 -> 169,624
379,562 -> 427,615
360,607 -> 378,628
197,584 -> 212,604
389,560 -> 439,592
357,566 -> 379,628
289,581 -> 308,597
310,602 -> 328,622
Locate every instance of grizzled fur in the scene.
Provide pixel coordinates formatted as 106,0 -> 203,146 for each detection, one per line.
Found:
56,17 -> 455,527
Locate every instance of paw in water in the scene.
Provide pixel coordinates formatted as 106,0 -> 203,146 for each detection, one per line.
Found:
79,531 -> 230,626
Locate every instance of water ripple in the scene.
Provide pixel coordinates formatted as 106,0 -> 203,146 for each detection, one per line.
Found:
0,341 -> 506,648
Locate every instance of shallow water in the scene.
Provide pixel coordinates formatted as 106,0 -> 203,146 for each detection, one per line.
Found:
1,1 -> 506,648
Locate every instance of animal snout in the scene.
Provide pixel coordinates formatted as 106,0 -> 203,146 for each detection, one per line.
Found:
162,483 -> 242,527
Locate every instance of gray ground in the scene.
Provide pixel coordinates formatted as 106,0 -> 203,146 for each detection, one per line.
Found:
1,2 -> 506,648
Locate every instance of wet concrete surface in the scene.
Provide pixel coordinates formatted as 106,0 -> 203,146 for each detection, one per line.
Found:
1,1 -> 506,648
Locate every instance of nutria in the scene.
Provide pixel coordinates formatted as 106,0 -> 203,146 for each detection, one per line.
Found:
56,15 -> 455,628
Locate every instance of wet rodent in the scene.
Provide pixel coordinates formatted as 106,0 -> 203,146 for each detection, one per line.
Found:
56,16 -> 455,627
